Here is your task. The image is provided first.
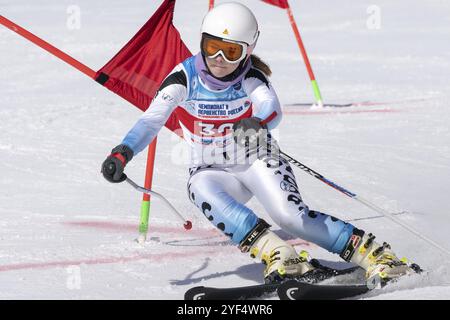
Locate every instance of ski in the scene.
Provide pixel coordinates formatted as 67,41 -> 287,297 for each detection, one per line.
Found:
184,282 -> 279,300
277,263 -> 423,300
277,280 -> 371,300
184,263 -> 363,300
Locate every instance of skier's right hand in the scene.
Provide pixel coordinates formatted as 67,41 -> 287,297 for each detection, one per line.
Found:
101,144 -> 134,183
233,117 -> 268,149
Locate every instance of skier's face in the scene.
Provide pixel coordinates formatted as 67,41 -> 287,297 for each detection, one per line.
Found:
205,55 -> 240,78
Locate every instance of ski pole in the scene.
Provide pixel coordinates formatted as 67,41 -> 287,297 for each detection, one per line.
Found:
126,176 -> 192,232
278,149 -> 450,258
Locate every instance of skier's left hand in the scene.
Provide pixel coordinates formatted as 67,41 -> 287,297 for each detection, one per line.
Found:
232,117 -> 268,149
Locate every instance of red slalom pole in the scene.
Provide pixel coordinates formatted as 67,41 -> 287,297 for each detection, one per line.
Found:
284,3 -> 323,107
137,138 -> 158,243
1,15 -> 162,242
0,15 -> 96,79
209,0 -> 215,10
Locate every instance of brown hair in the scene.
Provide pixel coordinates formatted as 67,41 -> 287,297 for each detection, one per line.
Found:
250,54 -> 272,77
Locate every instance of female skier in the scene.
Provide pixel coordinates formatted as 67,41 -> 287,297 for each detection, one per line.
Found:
102,2 -> 415,284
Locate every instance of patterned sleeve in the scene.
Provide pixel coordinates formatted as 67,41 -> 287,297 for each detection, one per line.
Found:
242,68 -> 282,130
121,65 -> 188,156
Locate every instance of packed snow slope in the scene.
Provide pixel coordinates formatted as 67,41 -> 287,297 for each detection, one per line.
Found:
1,0 -> 450,299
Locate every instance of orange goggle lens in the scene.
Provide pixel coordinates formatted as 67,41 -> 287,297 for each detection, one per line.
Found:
201,36 -> 246,63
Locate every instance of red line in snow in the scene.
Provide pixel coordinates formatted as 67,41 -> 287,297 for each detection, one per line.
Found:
0,248 -> 222,273
63,221 -> 314,247
282,108 -> 399,116
0,221 -> 314,273
63,220 -> 221,238
0,227 -> 313,273
0,241 -> 312,273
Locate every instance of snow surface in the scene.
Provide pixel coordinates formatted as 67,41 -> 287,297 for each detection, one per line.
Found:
1,0 -> 450,300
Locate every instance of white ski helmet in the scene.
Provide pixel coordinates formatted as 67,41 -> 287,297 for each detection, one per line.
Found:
200,2 -> 260,46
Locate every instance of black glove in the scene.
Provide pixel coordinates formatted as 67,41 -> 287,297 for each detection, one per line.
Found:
101,144 -> 134,183
232,117 -> 268,149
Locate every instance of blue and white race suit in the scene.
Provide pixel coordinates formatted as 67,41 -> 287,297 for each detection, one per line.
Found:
121,56 -> 354,254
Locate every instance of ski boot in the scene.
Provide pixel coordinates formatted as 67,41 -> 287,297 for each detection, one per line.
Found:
340,229 -> 422,286
239,219 -> 316,284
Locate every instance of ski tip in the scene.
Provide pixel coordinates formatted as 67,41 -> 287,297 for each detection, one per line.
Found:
277,280 -> 302,300
184,286 -> 207,300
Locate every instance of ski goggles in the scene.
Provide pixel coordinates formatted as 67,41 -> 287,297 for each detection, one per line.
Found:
201,34 -> 249,64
